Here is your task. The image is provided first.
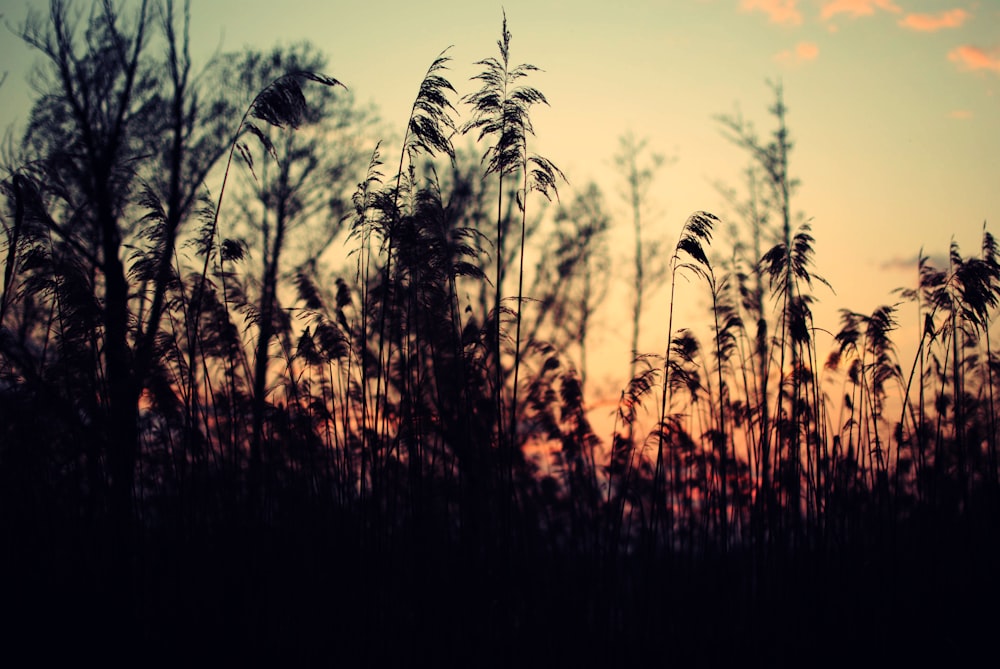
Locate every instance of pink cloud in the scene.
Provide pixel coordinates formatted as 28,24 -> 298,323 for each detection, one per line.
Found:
820,0 -> 902,20
775,41 -> 820,63
947,110 -> 973,120
797,42 -> 820,59
948,46 -> 1000,74
741,0 -> 802,26
899,9 -> 969,32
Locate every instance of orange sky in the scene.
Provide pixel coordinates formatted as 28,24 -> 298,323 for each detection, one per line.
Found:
1,0 -> 998,401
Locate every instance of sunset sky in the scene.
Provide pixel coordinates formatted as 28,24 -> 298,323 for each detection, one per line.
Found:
1,0 -> 998,393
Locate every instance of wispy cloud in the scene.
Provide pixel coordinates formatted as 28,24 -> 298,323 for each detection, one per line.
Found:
948,46 -> 1000,74
898,9 -> 969,32
740,0 -> 802,26
948,109 -> 973,120
775,41 -> 820,63
820,0 -> 901,21
880,252 -> 949,272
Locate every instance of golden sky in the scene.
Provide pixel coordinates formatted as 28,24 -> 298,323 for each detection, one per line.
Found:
1,0 -> 998,394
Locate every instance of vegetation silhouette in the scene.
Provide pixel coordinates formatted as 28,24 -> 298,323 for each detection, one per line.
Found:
1,2 -> 998,666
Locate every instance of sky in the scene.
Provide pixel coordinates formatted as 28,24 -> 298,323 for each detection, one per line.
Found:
1,0 -> 999,398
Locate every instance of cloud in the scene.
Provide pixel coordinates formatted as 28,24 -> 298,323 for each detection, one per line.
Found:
775,41 -> 820,63
820,0 -> 901,21
740,0 -> 802,26
796,41 -> 820,60
947,110 -> 973,120
898,9 -> 969,32
880,252 -> 949,272
948,46 -> 1000,74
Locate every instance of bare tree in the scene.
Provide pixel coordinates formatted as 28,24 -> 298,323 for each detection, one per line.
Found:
8,1 -> 236,623
525,181 -> 610,393
615,132 -> 667,384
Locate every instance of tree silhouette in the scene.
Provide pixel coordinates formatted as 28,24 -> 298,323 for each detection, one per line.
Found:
525,181 -> 610,392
